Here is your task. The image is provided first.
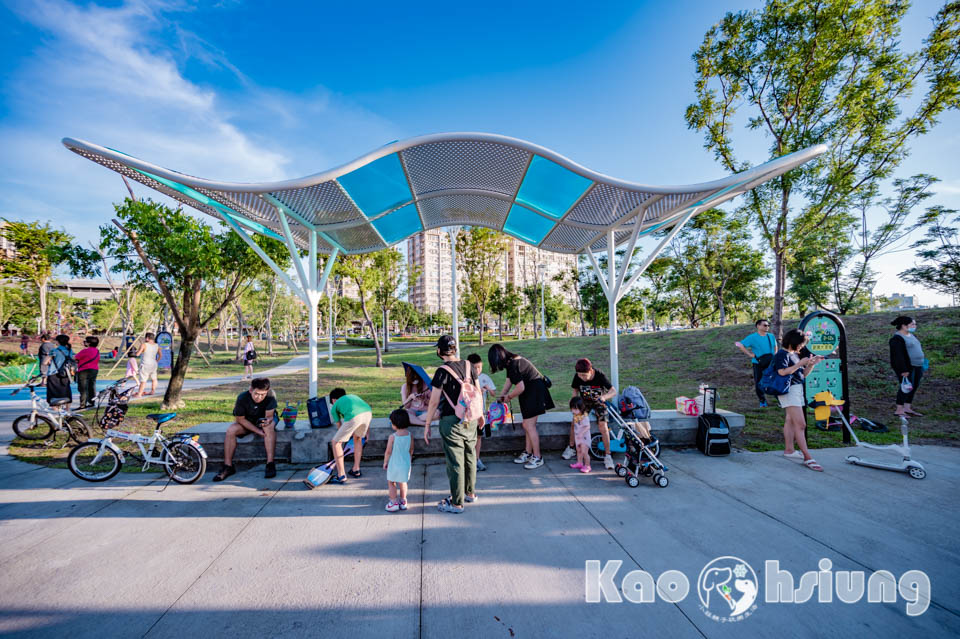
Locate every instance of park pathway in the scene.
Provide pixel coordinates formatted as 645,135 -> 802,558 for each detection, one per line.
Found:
0,446 -> 957,637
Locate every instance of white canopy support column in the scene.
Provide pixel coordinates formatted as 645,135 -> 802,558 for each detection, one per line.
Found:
311,243 -> 339,398
448,227 -> 460,357
584,206 -> 701,391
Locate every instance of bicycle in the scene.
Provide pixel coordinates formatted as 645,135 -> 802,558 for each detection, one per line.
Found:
11,376 -> 91,447
67,412 -> 208,484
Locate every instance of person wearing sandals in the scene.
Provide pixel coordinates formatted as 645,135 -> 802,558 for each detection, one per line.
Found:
772,329 -> 825,472
384,409 -> 414,512
422,335 -> 479,514
214,377 -> 279,481
488,343 -> 554,469
889,315 -> 925,417
328,388 -> 373,484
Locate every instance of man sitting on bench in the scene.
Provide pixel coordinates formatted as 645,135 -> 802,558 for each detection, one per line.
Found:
214,377 -> 278,481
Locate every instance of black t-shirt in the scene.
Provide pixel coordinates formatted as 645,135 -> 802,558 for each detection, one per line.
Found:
233,390 -> 278,425
505,357 -> 543,387
431,360 -> 475,418
772,349 -> 804,385
571,369 -> 612,404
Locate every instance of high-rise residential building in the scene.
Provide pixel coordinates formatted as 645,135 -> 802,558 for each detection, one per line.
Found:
407,229 -> 462,314
0,222 -> 17,260
406,229 -> 578,313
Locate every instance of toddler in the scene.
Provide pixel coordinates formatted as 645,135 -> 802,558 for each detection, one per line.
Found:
569,396 -> 591,473
125,347 -> 139,380
384,409 -> 414,512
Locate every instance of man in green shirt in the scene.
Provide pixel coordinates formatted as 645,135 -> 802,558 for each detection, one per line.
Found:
329,387 -> 373,484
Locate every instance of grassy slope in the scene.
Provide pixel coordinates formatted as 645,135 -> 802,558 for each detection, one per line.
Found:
10,308 -> 958,466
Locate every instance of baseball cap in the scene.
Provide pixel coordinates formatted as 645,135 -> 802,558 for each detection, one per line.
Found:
435,335 -> 457,354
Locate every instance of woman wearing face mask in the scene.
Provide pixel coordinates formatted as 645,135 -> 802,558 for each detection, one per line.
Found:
889,316 -> 925,417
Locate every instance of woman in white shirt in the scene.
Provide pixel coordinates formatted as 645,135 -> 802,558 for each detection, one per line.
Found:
134,333 -> 160,398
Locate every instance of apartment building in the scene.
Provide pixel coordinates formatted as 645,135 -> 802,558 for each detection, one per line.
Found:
406,229 -> 578,313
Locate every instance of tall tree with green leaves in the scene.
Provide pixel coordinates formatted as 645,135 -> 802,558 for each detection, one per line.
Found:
0,220 -> 74,332
488,283 -> 521,340
686,0 -> 960,337
87,198 -> 287,407
899,204 -> 960,300
337,253 -> 386,366
455,228 -> 508,345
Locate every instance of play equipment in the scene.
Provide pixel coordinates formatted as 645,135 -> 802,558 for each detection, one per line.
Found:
799,310 -> 850,441
809,391 -> 925,480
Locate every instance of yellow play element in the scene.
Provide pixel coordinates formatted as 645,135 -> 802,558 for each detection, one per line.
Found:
812,391 -> 845,421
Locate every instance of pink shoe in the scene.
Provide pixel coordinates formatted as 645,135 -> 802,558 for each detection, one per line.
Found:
580,466 -> 591,473
569,462 -> 583,469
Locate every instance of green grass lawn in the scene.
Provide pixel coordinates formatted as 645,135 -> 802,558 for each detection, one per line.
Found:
10,308 -> 958,467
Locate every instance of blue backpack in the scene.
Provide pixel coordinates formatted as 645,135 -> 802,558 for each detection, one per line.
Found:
758,360 -> 791,396
618,386 -> 651,420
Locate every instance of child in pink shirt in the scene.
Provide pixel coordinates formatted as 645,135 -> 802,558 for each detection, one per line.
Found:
76,336 -> 101,408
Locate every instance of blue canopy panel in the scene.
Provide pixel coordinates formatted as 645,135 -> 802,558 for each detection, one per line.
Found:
61,133 -> 827,256
336,153 -> 413,217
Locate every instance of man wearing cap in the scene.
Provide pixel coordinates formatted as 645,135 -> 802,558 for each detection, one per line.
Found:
422,335 -> 478,514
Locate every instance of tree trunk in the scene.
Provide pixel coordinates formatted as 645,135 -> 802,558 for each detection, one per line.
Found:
358,294 -> 382,367
234,303 -> 245,359
38,278 -> 48,332
265,277 -> 278,356
163,331 -> 197,409
479,310 -> 485,346
772,249 -> 786,340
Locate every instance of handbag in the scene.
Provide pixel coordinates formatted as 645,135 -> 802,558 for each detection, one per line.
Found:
758,361 -> 791,396
755,335 -> 776,369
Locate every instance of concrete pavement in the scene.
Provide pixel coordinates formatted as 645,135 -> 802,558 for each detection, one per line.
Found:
0,444 -> 958,638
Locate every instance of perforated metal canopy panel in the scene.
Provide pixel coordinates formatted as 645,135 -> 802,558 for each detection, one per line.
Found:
62,133 -> 825,255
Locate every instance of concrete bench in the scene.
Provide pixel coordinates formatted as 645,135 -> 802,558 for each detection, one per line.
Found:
183,409 -> 745,464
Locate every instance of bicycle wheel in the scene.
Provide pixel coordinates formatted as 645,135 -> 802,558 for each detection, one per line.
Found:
65,416 -> 92,444
163,442 -> 206,484
12,414 -> 55,440
68,442 -> 122,482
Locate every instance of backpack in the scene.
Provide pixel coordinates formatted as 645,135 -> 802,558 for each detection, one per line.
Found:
245,348 -> 257,361
307,396 -> 332,428
619,386 -> 651,420
758,357 -> 791,396
696,413 -> 731,456
439,363 -> 484,423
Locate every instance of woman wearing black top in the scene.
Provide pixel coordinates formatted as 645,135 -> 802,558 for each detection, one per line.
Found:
889,315 -> 925,417
488,343 -> 555,469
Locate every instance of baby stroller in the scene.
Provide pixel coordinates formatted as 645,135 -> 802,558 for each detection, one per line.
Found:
603,401 -> 669,488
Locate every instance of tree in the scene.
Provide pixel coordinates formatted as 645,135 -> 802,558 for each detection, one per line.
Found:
336,253 -> 385,366
641,257 -> 674,331
455,228 -> 508,345
489,283 -> 521,339
0,220 -> 73,332
0,286 -> 31,332
899,205 -> 960,300
554,261 -> 587,336
686,0 -> 960,337
89,198 -> 287,407
370,248 -> 407,353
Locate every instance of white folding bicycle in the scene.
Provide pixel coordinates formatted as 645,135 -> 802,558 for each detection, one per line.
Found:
12,376 -> 91,446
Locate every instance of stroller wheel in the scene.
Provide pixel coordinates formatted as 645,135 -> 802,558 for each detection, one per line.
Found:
589,434 -> 605,461
626,475 -> 640,488
616,465 -> 628,477
655,474 -> 669,488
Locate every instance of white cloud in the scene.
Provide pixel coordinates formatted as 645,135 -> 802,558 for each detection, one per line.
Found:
0,0 -> 400,244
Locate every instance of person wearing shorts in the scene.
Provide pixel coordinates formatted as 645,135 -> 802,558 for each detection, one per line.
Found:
566,358 -> 618,469
772,329 -> 824,472
135,333 -> 160,398
328,388 -> 372,484
214,377 -> 279,481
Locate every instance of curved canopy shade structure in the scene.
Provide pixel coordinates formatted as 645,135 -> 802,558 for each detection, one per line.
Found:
62,133 -> 825,256
63,133 -> 826,393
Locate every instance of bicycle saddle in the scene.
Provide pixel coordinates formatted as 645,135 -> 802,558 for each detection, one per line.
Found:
48,398 -> 72,406
146,413 -> 177,424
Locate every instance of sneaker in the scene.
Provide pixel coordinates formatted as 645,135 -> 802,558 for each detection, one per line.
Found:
580,465 -> 592,473
264,461 -> 276,479
399,499 -> 407,510
385,500 -> 400,512
476,459 -> 487,471
524,455 -> 544,469
561,446 -> 576,460
604,455 -> 615,470
569,462 -> 583,470
513,452 -> 531,464
437,498 -> 464,514
212,464 -> 235,482
759,400 -> 768,408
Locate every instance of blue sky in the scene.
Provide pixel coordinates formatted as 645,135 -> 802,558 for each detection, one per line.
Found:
1,0 -> 956,306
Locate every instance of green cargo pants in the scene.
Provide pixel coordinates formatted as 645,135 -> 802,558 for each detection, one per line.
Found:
438,414 -> 477,507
